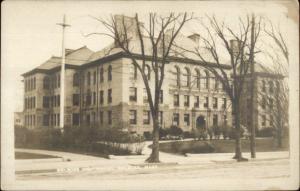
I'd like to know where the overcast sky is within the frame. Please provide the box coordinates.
[1,0,298,112]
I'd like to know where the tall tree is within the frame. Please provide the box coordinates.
[260,20,289,147]
[86,13,192,162]
[176,15,261,161]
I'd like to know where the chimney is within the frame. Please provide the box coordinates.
[188,33,200,44]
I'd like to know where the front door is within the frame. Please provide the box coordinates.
[196,115,206,129]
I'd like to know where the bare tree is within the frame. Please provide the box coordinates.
[176,15,261,161]
[258,20,289,148]
[86,13,192,163]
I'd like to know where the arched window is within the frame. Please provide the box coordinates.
[195,69,200,89]
[145,65,151,80]
[100,67,104,82]
[174,66,180,87]
[87,72,91,85]
[73,73,79,87]
[204,70,209,89]
[183,67,190,87]
[108,65,112,81]
[262,80,266,92]
[269,81,274,94]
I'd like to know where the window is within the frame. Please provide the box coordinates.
[183,67,190,87]
[184,114,190,126]
[276,81,280,92]
[87,72,91,85]
[143,110,150,124]
[262,80,266,92]
[269,81,274,94]
[57,95,60,106]
[173,113,179,126]
[57,114,60,126]
[53,75,57,89]
[159,111,163,125]
[73,94,80,106]
[108,89,112,103]
[262,97,266,110]
[174,66,180,87]
[222,98,227,109]
[261,115,266,126]
[92,112,96,125]
[184,95,190,107]
[194,96,200,108]
[129,110,137,124]
[100,67,104,82]
[145,65,151,80]
[33,97,36,108]
[159,90,163,104]
[270,115,274,126]
[86,90,91,106]
[100,90,104,104]
[204,71,209,89]
[143,88,148,103]
[43,77,50,89]
[129,87,137,101]
[73,73,80,86]
[43,96,50,108]
[204,97,209,108]
[86,114,90,126]
[215,77,219,90]
[93,92,96,105]
[57,74,60,88]
[53,96,56,107]
[130,64,137,80]
[108,65,112,81]
[99,111,103,124]
[43,114,49,126]
[93,71,96,85]
[269,98,273,110]
[72,113,80,126]
[108,111,112,125]
[213,114,218,126]
[174,94,179,107]
[213,97,218,109]
[33,77,36,89]
[195,69,200,89]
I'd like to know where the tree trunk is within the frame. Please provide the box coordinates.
[146,117,160,163]
[232,102,248,162]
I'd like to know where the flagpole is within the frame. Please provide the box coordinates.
[57,15,70,132]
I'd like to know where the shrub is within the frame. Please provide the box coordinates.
[212,125,222,139]
[159,128,168,139]
[183,131,194,139]
[192,128,208,140]
[168,125,183,136]
[257,128,274,137]
[143,131,152,140]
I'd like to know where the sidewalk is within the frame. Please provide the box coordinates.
[15,143,289,175]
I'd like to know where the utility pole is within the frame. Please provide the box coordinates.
[57,15,70,132]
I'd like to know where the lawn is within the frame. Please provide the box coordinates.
[15,152,60,159]
[158,138,289,155]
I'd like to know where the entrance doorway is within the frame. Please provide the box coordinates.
[196,115,206,129]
